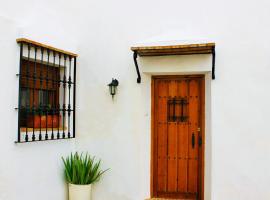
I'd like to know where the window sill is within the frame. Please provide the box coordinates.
[20,127,67,132]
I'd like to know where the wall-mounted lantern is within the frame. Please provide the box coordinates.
[108,78,119,98]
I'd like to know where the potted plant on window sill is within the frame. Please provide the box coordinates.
[27,104,61,128]
[62,152,108,200]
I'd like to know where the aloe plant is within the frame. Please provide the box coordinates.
[62,152,107,185]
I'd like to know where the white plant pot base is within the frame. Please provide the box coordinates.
[68,183,92,200]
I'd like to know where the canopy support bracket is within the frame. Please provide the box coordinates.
[133,51,141,83]
[212,47,216,80]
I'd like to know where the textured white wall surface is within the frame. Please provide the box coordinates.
[1,0,270,200]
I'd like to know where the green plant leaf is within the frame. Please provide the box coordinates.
[62,152,108,185]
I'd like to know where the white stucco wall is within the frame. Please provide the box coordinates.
[1,0,270,200]
[0,16,75,200]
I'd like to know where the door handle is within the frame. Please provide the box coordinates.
[192,133,195,149]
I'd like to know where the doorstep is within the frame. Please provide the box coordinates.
[145,198,194,200]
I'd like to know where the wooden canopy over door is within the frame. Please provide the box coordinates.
[131,42,216,83]
[151,76,205,200]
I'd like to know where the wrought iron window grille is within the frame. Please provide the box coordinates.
[16,38,77,143]
[167,97,189,122]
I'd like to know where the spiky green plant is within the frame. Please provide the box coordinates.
[62,152,107,185]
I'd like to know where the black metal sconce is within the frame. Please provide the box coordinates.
[108,78,119,98]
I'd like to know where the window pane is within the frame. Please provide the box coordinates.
[20,88,29,108]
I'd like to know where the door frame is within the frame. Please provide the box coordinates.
[150,75,205,200]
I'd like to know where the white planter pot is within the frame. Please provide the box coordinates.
[68,183,92,200]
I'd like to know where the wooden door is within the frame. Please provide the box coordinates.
[152,76,204,200]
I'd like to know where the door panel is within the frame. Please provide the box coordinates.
[152,76,204,200]
[178,123,188,192]
[156,80,168,192]
[167,122,177,192]
[157,123,167,192]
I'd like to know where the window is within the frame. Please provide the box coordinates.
[16,38,77,143]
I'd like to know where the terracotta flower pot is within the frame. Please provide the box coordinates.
[27,115,61,128]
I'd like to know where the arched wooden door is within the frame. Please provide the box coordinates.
[151,75,205,200]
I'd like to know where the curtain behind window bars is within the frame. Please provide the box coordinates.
[16,40,77,143]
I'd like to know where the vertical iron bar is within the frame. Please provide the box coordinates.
[67,56,72,138]
[26,44,31,142]
[39,48,44,141]
[51,51,56,139]
[57,104,60,139]
[45,49,50,140]
[57,54,61,139]
[17,43,23,143]
[73,57,76,138]
[32,46,37,141]
[180,99,182,122]
[62,55,67,138]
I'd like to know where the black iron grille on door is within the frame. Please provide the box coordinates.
[16,38,77,143]
[167,97,189,122]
